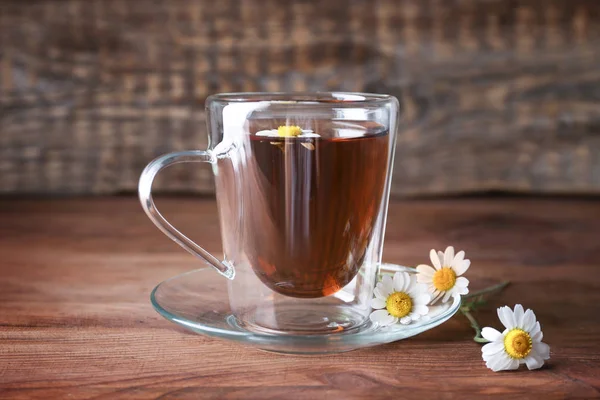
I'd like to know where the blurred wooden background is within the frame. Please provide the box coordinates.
[1,0,599,196]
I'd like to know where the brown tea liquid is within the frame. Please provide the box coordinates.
[242,120,389,298]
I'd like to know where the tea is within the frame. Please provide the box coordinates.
[241,120,389,298]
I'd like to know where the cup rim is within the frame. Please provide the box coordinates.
[206,92,394,107]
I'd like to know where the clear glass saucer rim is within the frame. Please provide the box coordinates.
[150,263,461,349]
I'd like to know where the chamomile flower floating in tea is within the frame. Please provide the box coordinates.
[481,304,550,371]
[277,125,302,137]
[256,126,320,151]
[255,126,320,138]
[416,246,470,304]
[369,272,431,326]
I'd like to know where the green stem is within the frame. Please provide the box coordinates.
[459,280,510,344]
[461,307,489,343]
[464,281,510,300]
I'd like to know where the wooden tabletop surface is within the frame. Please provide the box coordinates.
[1,197,599,399]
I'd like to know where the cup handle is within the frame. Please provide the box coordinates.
[138,150,235,279]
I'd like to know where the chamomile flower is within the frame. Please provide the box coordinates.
[255,126,320,138]
[416,246,470,304]
[481,304,550,371]
[369,272,431,326]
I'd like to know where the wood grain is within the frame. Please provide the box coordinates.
[1,197,600,399]
[1,0,600,196]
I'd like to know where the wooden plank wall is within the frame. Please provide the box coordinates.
[1,0,599,196]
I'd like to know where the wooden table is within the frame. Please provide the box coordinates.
[1,197,599,399]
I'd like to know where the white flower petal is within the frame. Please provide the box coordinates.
[430,249,442,270]
[370,298,386,309]
[487,352,513,372]
[416,264,436,281]
[380,276,394,296]
[413,304,429,316]
[393,272,409,292]
[408,275,420,293]
[482,354,494,367]
[441,290,453,304]
[533,342,550,360]
[455,276,469,288]
[455,287,469,296]
[417,276,433,285]
[369,309,390,323]
[513,304,525,328]
[406,287,416,298]
[453,259,471,276]
[437,251,445,268]
[410,274,419,287]
[496,354,518,372]
[399,316,412,325]
[524,353,545,370]
[406,279,422,296]
[531,332,543,344]
[522,309,537,332]
[409,312,422,322]
[498,306,516,330]
[255,130,277,136]
[256,129,320,138]
[418,280,429,291]
[481,327,503,342]
[392,272,403,292]
[507,358,520,371]
[531,326,543,343]
[430,291,444,305]
[444,246,455,267]
[373,287,387,300]
[298,133,320,138]
[381,274,393,286]
[482,341,505,356]
[414,293,431,306]
[453,250,465,265]
[379,314,396,326]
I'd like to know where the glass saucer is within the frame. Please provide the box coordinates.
[151,263,461,354]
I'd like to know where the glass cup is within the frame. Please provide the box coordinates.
[139,92,398,335]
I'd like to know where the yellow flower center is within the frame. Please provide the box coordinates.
[277,125,302,137]
[386,292,413,318]
[432,267,457,291]
[504,329,533,359]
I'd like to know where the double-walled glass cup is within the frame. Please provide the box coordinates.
[139,93,398,335]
